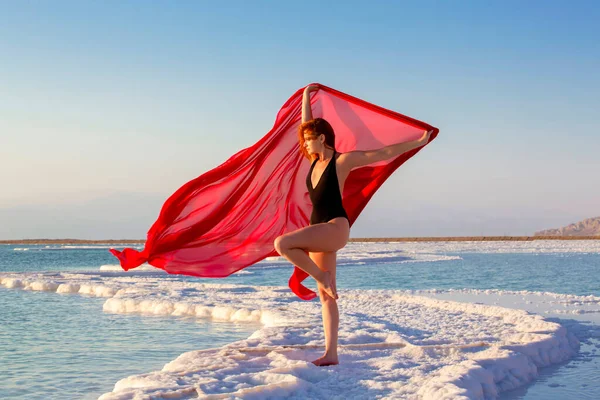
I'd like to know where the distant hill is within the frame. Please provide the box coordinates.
[535,216,600,236]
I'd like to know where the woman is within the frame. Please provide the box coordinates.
[274,84,432,366]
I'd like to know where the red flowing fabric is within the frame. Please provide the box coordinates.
[110,83,439,300]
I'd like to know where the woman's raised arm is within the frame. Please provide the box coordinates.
[342,130,433,169]
[302,85,319,123]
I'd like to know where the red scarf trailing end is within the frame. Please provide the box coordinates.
[110,83,439,300]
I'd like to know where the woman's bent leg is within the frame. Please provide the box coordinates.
[274,218,348,299]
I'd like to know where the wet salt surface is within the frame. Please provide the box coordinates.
[0,272,583,399]
[422,290,600,400]
[1,240,599,399]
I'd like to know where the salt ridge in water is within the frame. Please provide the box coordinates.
[0,269,580,399]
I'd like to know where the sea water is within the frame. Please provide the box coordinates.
[0,241,599,399]
[0,245,261,399]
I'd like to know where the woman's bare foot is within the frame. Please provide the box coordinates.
[320,270,338,300]
[312,353,339,367]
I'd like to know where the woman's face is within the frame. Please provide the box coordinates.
[303,134,323,154]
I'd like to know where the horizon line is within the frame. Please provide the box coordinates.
[2,236,600,245]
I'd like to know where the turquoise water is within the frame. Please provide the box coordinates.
[3,245,599,296]
[1,243,599,399]
[0,288,256,399]
[0,245,261,399]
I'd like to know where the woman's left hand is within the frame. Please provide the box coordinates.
[304,84,320,93]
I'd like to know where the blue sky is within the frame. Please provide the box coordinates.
[1,1,599,239]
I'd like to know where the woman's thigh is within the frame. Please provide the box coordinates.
[275,218,349,253]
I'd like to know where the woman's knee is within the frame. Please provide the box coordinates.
[273,236,282,255]
[273,235,289,255]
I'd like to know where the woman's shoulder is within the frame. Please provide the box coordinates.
[336,150,350,162]
[335,151,353,174]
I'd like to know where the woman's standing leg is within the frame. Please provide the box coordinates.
[310,251,339,366]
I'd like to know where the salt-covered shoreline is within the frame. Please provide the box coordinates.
[0,270,580,399]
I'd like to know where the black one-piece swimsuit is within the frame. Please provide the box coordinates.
[306,151,349,226]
